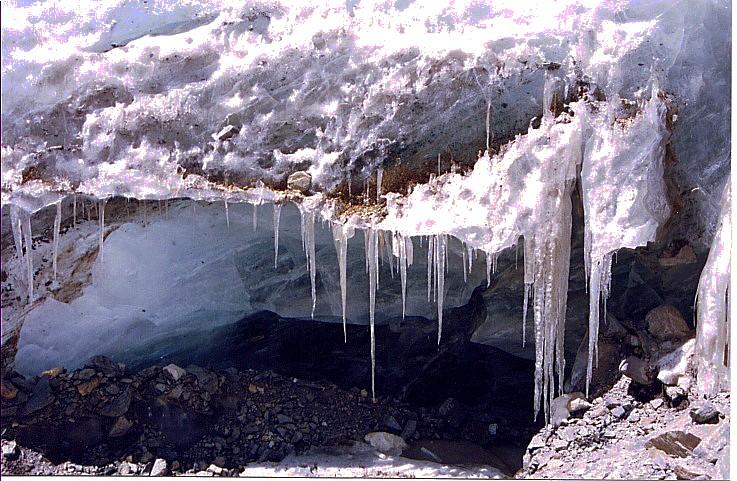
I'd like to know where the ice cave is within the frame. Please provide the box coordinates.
[0,0,731,478]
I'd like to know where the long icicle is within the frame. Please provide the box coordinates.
[22,211,34,302]
[73,195,77,227]
[436,234,446,345]
[398,233,408,319]
[299,207,317,318]
[332,224,351,342]
[52,200,62,281]
[366,226,379,402]
[98,199,107,261]
[224,200,230,229]
[253,203,258,230]
[273,203,282,269]
[427,235,434,302]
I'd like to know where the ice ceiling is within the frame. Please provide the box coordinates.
[1,0,731,421]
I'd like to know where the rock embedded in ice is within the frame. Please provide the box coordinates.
[214,125,238,142]
[287,171,312,193]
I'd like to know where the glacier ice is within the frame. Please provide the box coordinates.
[694,180,731,396]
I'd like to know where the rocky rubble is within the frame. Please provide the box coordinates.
[1,356,521,477]
[522,370,730,479]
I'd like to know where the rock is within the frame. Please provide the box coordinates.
[627,411,640,423]
[2,441,20,461]
[42,367,64,378]
[657,339,695,385]
[287,171,312,193]
[207,464,223,475]
[646,431,701,458]
[109,416,134,437]
[276,414,293,424]
[77,377,101,396]
[364,432,407,455]
[619,356,655,385]
[646,305,690,341]
[360,389,368,398]
[77,368,96,380]
[187,366,218,393]
[99,387,132,417]
[550,392,587,427]
[163,363,187,381]
[650,398,664,410]
[150,458,168,476]
[382,414,402,432]
[86,355,124,376]
[248,384,258,394]
[559,426,578,442]
[689,402,719,424]
[673,464,704,480]
[1,380,18,400]
[214,125,238,141]
[401,419,417,440]
[611,406,627,418]
[589,405,608,418]
[21,377,54,415]
[659,244,697,266]
[665,385,687,403]
[487,423,498,436]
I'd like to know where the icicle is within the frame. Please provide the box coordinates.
[52,200,62,281]
[485,100,491,153]
[224,200,230,229]
[435,234,446,345]
[427,235,434,302]
[98,199,107,261]
[694,180,731,396]
[467,244,474,273]
[332,224,353,343]
[364,230,370,273]
[73,195,77,227]
[253,203,258,230]
[22,212,34,302]
[383,231,394,279]
[10,206,23,263]
[585,253,613,398]
[398,233,408,319]
[273,203,282,269]
[485,252,492,287]
[376,168,384,202]
[461,242,468,284]
[299,207,317,318]
[522,283,530,347]
[366,226,379,402]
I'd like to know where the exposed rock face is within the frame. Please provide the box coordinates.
[286,171,312,194]
[646,305,691,341]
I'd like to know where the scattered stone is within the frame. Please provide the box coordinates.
[646,431,701,458]
[619,356,655,385]
[364,432,407,455]
[276,414,293,424]
[487,423,498,436]
[650,398,664,410]
[86,356,124,377]
[568,396,592,414]
[77,377,101,396]
[150,458,168,476]
[163,363,187,381]
[665,385,687,404]
[99,387,132,417]
[657,339,695,385]
[1,380,18,400]
[248,384,258,394]
[77,368,96,380]
[360,389,368,397]
[646,305,690,341]
[207,464,223,475]
[401,419,417,440]
[589,405,608,418]
[21,377,54,415]
[42,367,64,378]
[689,402,719,424]
[611,406,627,419]
[382,414,402,432]
[287,171,312,193]
[109,416,134,437]
[214,125,238,141]
[2,441,20,461]
[627,411,640,423]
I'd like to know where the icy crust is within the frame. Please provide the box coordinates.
[694,180,731,396]
[3,0,726,215]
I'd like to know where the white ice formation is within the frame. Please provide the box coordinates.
[1,0,731,420]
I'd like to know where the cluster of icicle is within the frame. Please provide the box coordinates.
[694,179,731,396]
[7,86,699,424]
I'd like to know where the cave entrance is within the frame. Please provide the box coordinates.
[2,198,541,476]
